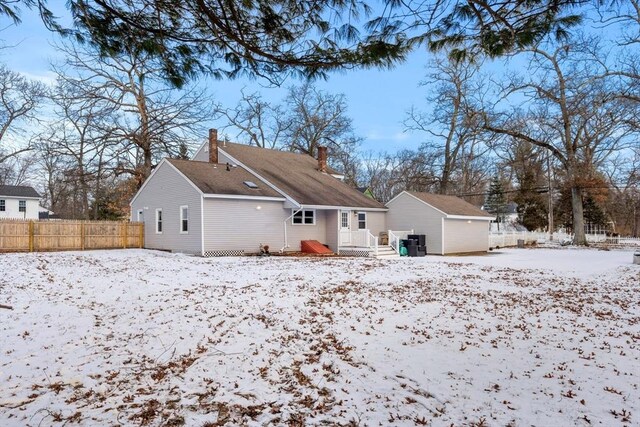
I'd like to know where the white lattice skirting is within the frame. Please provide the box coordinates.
[203,250,245,257]
[337,249,372,257]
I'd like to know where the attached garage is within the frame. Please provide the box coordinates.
[386,191,494,255]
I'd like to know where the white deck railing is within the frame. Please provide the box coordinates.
[388,229,414,254]
[389,230,399,253]
[339,229,379,255]
[489,231,640,248]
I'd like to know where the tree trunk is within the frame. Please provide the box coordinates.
[571,186,587,245]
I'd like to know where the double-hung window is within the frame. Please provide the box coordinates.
[292,209,315,225]
[180,205,189,233]
[357,212,367,230]
[0,199,5,212]
[18,200,26,213]
[156,209,163,234]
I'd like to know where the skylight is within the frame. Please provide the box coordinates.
[243,181,258,189]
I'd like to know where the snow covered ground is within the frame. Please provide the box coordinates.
[0,248,638,426]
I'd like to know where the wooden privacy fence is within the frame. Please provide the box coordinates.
[0,220,144,252]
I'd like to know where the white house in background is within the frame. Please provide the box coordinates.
[386,191,494,255]
[130,129,389,257]
[0,185,41,220]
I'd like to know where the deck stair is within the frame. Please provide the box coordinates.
[374,245,400,259]
[301,240,334,255]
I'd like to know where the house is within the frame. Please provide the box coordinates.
[130,130,389,257]
[0,185,41,220]
[356,186,376,200]
[386,191,494,255]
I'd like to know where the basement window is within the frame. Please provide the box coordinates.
[292,209,315,225]
[243,181,258,189]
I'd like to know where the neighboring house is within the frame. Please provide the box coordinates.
[386,191,494,255]
[482,201,518,226]
[356,187,376,200]
[504,202,519,223]
[0,185,41,220]
[131,130,388,257]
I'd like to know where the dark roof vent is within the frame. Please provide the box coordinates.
[243,181,258,189]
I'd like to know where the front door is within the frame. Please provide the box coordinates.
[339,210,351,245]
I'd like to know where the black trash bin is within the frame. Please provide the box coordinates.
[408,245,419,257]
[408,234,426,246]
[401,239,417,248]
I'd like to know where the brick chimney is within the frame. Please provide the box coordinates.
[317,146,327,173]
[208,128,218,163]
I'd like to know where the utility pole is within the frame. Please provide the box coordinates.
[547,150,554,241]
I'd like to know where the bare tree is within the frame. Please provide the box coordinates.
[54,42,215,188]
[44,79,116,218]
[404,57,484,194]
[0,63,47,164]
[220,82,362,180]
[602,148,640,236]
[220,89,287,149]
[482,40,634,245]
[282,83,361,158]
[34,139,69,215]
[0,152,37,185]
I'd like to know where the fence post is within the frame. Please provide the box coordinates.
[123,221,128,249]
[81,222,85,250]
[28,221,34,252]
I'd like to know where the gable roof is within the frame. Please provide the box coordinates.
[0,185,40,198]
[166,159,283,198]
[219,142,385,209]
[404,191,493,218]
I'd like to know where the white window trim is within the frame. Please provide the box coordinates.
[291,208,316,226]
[0,199,5,212]
[357,211,367,230]
[155,208,163,234]
[18,200,26,212]
[180,205,189,234]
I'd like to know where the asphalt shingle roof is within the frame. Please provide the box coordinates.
[0,185,40,198]
[219,142,385,209]
[167,158,283,198]
[406,191,493,217]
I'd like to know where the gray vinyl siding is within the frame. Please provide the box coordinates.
[193,145,232,164]
[202,200,328,253]
[443,219,490,254]
[361,211,386,238]
[193,143,208,161]
[288,210,327,249]
[130,162,202,254]
[386,193,445,255]
[326,210,338,251]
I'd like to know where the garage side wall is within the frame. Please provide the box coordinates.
[443,219,490,254]
[386,194,444,255]
[130,163,202,254]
